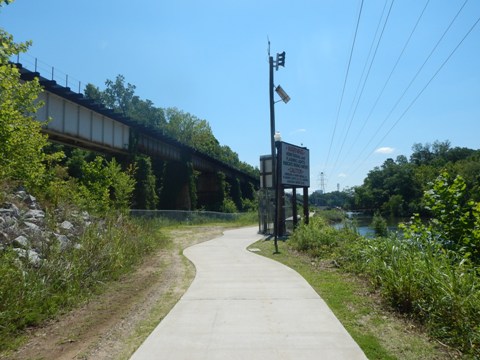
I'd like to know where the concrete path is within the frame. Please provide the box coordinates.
[130,227,367,360]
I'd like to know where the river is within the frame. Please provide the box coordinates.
[336,213,407,237]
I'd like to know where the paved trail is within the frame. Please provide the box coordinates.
[131,226,367,360]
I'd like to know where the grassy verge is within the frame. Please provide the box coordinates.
[251,238,456,360]
[0,215,170,352]
[0,215,257,357]
[118,234,197,359]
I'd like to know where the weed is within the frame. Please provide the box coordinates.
[0,216,170,351]
[284,213,480,357]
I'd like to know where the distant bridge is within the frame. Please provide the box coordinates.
[17,63,258,209]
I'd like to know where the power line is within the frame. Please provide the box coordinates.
[330,0,395,179]
[323,0,364,173]
[350,0,470,173]
[344,0,430,162]
[342,0,389,128]
[351,6,480,177]
[372,13,480,156]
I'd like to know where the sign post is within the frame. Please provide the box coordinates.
[277,142,310,233]
[279,142,310,188]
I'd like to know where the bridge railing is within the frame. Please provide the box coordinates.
[13,52,86,94]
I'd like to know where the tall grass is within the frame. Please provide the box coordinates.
[288,217,480,357]
[0,216,170,351]
[316,208,346,223]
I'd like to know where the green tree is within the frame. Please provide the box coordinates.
[105,158,136,213]
[133,155,158,209]
[102,75,136,116]
[423,172,480,261]
[71,155,136,214]
[129,96,166,129]
[84,83,104,104]
[228,177,242,211]
[0,20,52,188]
[370,212,388,237]
[85,74,258,180]
[354,156,420,216]
[164,107,220,155]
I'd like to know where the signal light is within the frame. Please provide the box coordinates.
[275,51,285,71]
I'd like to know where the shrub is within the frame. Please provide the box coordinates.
[288,171,480,355]
[0,30,48,188]
[289,217,339,257]
[370,212,388,237]
[0,215,169,351]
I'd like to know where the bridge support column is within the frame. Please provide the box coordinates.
[159,160,194,210]
[197,172,224,211]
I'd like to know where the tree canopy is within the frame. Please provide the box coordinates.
[84,75,258,178]
[0,23,51,188]
[352,140,480,216]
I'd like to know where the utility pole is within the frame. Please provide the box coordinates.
[268,45,286,253]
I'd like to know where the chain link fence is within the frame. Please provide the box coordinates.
[130,209,242,224]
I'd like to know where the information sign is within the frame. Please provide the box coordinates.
[280,142,310,187]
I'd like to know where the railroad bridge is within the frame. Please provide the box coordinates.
[18,64,258,210]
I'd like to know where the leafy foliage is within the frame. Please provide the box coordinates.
[84,75,258,179]
[0,216,170,350]
[370,212,388,237]
[291,171,480,356]
[309,189,353,208]
[63,150,136,214]
[403,172,480,263]
[0,29,51,188]
[290,216,356,258]
[133,155,158,210]
[353,140,480,217]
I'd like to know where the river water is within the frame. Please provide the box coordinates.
[336,213,407,237]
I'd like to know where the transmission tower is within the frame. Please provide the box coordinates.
[320,172,326,194]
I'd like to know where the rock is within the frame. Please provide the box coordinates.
[55,234,71,251]
[24,221,41,232]
[27,249,41,266]
[15,190,27,199]
[0,203,20,217]
[13,248,42,266]
[0,231,9,243]
[73,243,83,250]
[3,220,18,232]
[82,211,90,220]
[24,209,46,225]
[13,247,27,258]
[14,190,39,209]
[25,209,45,220]
[60,221,74,231]
[26,194,38,209]
[13,235,29,248]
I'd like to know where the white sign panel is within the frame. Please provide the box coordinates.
[280,142,310,187]
[259,155,273,188]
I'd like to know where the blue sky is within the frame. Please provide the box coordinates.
[2,0,479,192]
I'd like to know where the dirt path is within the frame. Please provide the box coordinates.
[4,226,228,360]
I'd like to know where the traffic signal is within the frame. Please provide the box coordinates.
[275,51,285,71]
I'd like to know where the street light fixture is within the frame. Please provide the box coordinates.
[274,131,282,143]
[269,48,289,251]
[275,85,290,104]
